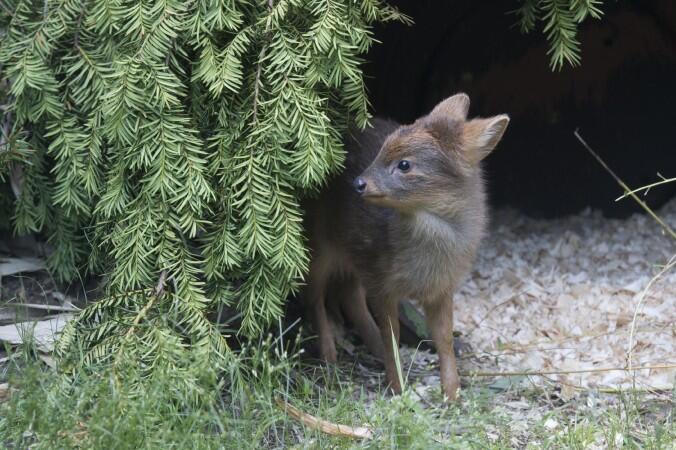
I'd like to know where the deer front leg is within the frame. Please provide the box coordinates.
[424,297,460,401]
[370,298,401,394]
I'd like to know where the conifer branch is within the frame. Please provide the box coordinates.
[252,0,275,123]
[514,0,605,70]
[0,0,406,380]
[72,7,85,48]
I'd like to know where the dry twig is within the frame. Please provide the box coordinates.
[275,397,373,440]
[460,363,676,377]
[0,382,8,401]
[123,269,168,340]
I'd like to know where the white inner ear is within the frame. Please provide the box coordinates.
[477,115,510,151]
[462,114,510,164]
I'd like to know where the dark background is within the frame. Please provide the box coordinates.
[364,0,676,217]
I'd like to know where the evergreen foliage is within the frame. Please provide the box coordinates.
[0,0,407,374]
[515,0,604,70]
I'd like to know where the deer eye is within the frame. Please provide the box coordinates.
[397,160,411,172]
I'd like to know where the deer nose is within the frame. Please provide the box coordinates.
[353,177,367,194]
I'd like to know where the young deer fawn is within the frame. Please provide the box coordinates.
[305,93,509,401]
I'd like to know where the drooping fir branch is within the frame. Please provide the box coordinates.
[198,0,410,335]
[514,0,604,70]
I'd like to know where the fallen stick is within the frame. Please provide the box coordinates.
[275,397,373,440]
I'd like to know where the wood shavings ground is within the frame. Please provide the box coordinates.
[453,198,676,391]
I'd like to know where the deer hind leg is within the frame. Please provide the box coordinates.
[306,255,336,363]
[340,277,385,360]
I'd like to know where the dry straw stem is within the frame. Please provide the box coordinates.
[489,324,673,353]
[573,129,676,240]
[460,363,676,377]
[391,321,406,392]
[545,375,673,395]
[7,302,79,312]
[112,270,169,377]
[460,321,674,361]
[275,397,374,440]
[616,176,676,202]
[627,255,676,372]
[576,383,674,395]
[122,270,168,341]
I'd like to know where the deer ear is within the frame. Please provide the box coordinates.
[462,114,510,163]
[429,93,470,121]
